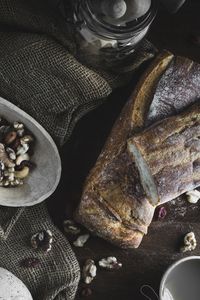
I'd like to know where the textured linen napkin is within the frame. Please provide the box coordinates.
[0,204,80,300]
[0,0,157,299]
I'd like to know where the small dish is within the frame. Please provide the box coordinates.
[0,267,33,299]
[0,97,61,207]
[160,256,200,300]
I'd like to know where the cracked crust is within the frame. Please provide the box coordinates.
[128,102,200,206]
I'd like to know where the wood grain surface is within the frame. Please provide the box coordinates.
[48,1,200,299]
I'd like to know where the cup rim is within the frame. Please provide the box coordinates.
[159,256,200,299]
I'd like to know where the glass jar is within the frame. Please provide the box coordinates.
[67,0,158,71]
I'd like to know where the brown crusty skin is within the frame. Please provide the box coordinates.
[75,51,174,249]
[128,102,200,206]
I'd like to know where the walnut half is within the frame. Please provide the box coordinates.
[181,232,197,253]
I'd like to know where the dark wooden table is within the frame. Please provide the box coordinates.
[48,1,200,299]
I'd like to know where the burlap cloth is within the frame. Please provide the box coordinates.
[0,0,157,299]
[0,204,80,300]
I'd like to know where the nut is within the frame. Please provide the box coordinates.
[0,118,35,187]
[15,166,29,179]
[20,257,40,268]
[0,161,5,171]
[0,143,15,168]
[10,181,16,186]
[10,179,21,187]
[15,160,36,171]
[73,234,90,247]
[16,143,29,155]
[13,121,24,130]
[20,135,34,144]
[4,131,17,145]
[157,206,167,220]
[15,178,22,185]
[3,180,9,186]
[16,153,30,166]
[6,147,16,160]
[181,232,197,253]
[0,168,4,181]
[186,190,200,204]
[31,229,53,252]
[82,259,97,284]
[17,128,25,137]
[11,138,21,151]
[63,220,81,235]
[13,178,23,186]
[0,180,10,187]
[98,257,122,270]
[8,172,15,182]
[0,125,10,139]
[3,170,9,177]
[0,118,9,126]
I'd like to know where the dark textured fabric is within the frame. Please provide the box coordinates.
[0,203,80,300]
[0,1,157,299]
[0,0,157,145]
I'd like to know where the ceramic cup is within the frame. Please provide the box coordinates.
[160,256,200,300]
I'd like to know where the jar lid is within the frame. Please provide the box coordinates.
[80,0,158,39]
[88,0,153,27]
